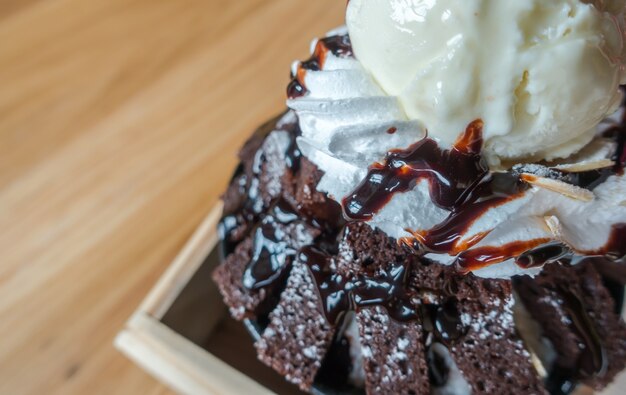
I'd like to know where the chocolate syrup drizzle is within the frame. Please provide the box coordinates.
[514,269,611,395]
[343,120,488,219]
[341,114,626,275]
[218,113,303,259]
[242,200,300,290]
[342,120,531,269]
[287,34,353,99]
[298,246,466,343]
[516,242,571,269]
[454,222,626,275]
[557,285,608,379]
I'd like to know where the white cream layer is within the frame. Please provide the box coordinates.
[288,27,626,279]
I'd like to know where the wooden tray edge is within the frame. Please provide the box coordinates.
[140,202,223,319]
[115,312,273,395]
[115,202,276,395]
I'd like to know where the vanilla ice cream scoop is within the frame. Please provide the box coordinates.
[347,0,626,163]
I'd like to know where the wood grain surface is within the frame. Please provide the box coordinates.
[0,1,343,394]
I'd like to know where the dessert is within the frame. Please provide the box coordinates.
[213,1,626,394]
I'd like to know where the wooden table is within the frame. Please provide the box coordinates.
[0,1,343,393]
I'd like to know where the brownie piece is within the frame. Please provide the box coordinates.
[338,222,512,305]
[219,113,303,256]
[448,297,547,394]
[224,113,287,218]
[214,111,330,321]
[514,260,626,392]
[212,200,320,320]
[334,222,406,275]
[255,260,336,391]
[212,237,256,320]
[291,157,344,229]
[337,222,544,394]
[356,306,430,395]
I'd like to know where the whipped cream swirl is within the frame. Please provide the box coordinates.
[288,27,626,278]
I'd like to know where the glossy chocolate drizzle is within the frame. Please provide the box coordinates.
[343,120,489,219]
[516,242,571,269]
[457,223,626,274]
[514,266,611,395]
[558,286,608,379]
[342,114,626,275]
[218,114,303,258]
[343,120,529,266]
[242,200,300,290]
[298,246,466,343]
[454,238,551,272]
[287,34,353,99]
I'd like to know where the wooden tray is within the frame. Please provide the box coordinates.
[115,203,626,395]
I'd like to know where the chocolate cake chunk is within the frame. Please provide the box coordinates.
[356,306,430,395]
[514,260,626,393]
[225,114,288,218]
[448,297,547,394]
[409,262,513,307]
[338,222,512,306]
[212,237,256,320]
[291,157,344,228]
[337,223,544,394]
[335,222,406,275]
[214,112,329,321]
[212,199,320,320]
[255,260,336,391]
[256,131,297,208]
[219,113,302,257]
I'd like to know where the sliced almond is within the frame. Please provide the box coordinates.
[530,353,548,379]
[521,173,595,202]
[553,159,615,173]
[542,216,581,254]
[543,215,562,238]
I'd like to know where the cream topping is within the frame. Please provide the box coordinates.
[288,27,626,279]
